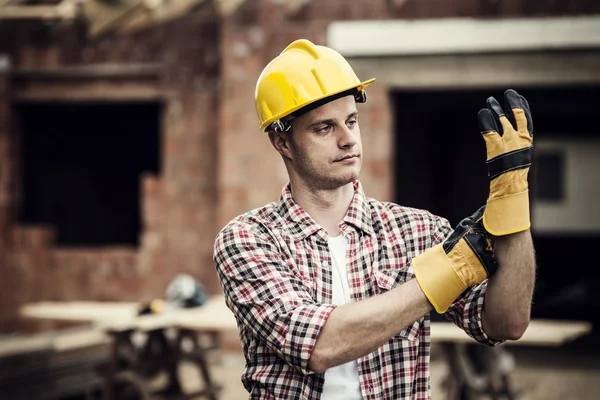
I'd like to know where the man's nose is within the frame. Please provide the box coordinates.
[338,125,357,148]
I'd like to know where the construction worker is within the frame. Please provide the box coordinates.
[213,39,536,399]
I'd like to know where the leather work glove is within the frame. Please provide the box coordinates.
[413,206,497,313]
[478,89,534,236]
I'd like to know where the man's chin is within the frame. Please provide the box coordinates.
[322,172,360,189]
[297,166,361,190]
[344,168,360,182]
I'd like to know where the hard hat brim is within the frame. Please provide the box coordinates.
[260,78,376,131]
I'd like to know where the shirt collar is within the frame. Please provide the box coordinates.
[277,180,374,242]
[342,181,375,237]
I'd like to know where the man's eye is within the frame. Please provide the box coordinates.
[347,119,357,127]
[317,125,332,133]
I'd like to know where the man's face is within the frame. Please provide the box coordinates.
[286,95,362,190]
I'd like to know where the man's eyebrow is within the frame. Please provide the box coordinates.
[309,118,336,129]
[308,112,359,129]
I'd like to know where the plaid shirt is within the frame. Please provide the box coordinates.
[214,181,501,399]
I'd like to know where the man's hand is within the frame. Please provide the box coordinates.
[413,206,497,313]
[478,89,534,236]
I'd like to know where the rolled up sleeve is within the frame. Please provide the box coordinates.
[445,280,505,347]
[214,221,336,374]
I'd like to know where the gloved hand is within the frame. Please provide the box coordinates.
[413,206,497,313]
[478,89,534,236]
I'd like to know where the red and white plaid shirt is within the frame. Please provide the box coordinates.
[214,181,501,399]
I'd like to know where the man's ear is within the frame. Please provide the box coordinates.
[268,130,293,159]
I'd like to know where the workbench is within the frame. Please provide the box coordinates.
[18,296,233,400]
[16,296,592,400]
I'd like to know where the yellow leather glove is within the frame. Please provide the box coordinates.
[478,89,534,236]
[413,206,497,313]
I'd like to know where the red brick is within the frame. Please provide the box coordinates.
[10,226,55,250]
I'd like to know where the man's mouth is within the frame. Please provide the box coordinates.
[335,154,359,162]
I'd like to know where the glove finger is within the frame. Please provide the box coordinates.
[478,107,500,135]
[486,96,509,135]
[489,96,518,135]
[504,89,531,138]
[504,89,521,132]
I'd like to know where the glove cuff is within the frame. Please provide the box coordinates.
[413,239,489,314]
[483,189,530,236]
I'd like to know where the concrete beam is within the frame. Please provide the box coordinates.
[328,16,600,57]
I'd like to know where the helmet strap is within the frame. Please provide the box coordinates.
[270,120,292,133]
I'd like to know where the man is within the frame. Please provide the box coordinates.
[213,39,536,399]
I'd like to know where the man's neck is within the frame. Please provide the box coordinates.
[290,180,355,237]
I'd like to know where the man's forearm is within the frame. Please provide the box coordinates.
[308,279,432,373]
[482,229,536,340]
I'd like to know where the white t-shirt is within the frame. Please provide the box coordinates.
[321,235,363,400]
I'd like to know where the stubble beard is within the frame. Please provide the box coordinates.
[294,152,360,191]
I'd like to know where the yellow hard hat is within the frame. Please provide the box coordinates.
[255,39,376,132]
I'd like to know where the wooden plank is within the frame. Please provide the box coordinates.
[20,298,593,345]
[20,301,139,322]
[13,64,163,81]
[19,296,238,333]
[0,336,52,358]
[11,64,164,102]
[103,296,239,332]
[51,329,111,352]
[174,296,238,332]
[13,84,166,102]
[0,4,78,20]
[0,328,110,358]
[431,320,593,346]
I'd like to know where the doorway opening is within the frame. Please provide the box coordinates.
[17,101,162,247]
[392,85,600,323]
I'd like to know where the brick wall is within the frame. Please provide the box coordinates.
[1,0,599,333]
[0,4,222,333]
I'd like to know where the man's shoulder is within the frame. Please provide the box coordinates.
[365,196,450,229]
[217,201,282,239]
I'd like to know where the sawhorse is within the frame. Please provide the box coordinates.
[431,319,593,400]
